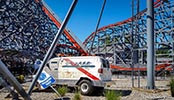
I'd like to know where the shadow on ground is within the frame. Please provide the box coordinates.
[32,86,132,97]
[54,97,70,100]
[104,89,132,96]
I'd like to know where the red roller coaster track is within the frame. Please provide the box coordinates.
[110,64,172,71]
[35,0,89,56]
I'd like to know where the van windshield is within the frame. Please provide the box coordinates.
[101,59,110,68]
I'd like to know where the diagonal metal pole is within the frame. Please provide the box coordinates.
[27,0,78,95]
[0,60,31,100]
[0,77,19,99]
[89,0,106,54]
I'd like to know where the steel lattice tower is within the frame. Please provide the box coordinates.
[0,0,87,74]
[84,0,174,72]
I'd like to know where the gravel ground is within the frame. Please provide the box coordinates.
[1,77,174,100]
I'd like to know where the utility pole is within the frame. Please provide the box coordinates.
[147,0,155,89]
[131,0,135,88]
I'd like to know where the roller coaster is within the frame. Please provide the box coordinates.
[84,0,174,74]
[0,0,174,76]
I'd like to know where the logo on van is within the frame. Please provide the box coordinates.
[75,61,92,66]
[63,58,100,80]
[64,61,92,66]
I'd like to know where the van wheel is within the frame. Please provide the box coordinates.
[79,80,93,95]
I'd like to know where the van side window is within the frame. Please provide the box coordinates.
[106,60,110,68]
[101,59,106,68]
[101,59,109,68]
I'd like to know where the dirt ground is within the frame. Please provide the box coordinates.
[0,76,174,100]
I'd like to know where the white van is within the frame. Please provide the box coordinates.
[44,56,112,95]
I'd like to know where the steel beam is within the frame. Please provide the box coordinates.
[89,0,106,54]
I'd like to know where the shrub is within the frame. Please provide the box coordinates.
[105,90,121,100]
[73,92,82,100]
[16,74,25,83]
[169,78,174,97]
[57,86,68,96]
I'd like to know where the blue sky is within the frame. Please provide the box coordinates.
[44,0,146,42]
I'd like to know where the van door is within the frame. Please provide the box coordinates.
[100,59,112,81]
[44,59,59,79]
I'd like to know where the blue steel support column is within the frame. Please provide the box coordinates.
[131,0,135,88]
[27,0,78,95]
[147,0,155,89]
